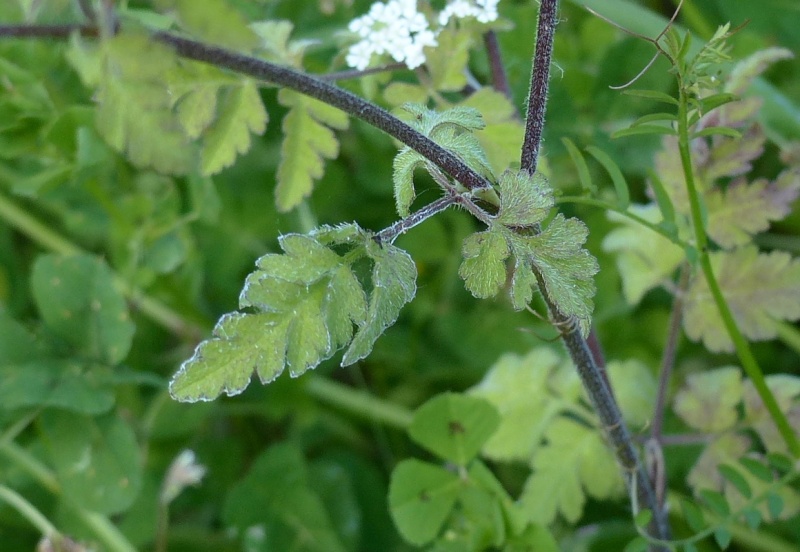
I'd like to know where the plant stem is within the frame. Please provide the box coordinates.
[522,0,671,544]
[676,90,800,458]
[482,30,512,99]
[376,195,457,244]
[0,484,59,538]
[305,376,413,431]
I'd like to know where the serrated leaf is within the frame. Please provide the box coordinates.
[469,348,567,461]
[706,171,800,249]
[201,80,267,175]
[459,229,510,299]
[155,0,258,51]
[40,410,142,515]
[0,360,115,414]
[683,246,800,352]
[276,89,349,212]
[388,459,461,546]
[509,214,599,335]
[88,33,194,174]
[520,418,622,525]
[602,204,684,305]
[31,253,135,365]
[408,392,500,466]
[342,239,416,365]
[673,367,743,432]
[496,169,554,227]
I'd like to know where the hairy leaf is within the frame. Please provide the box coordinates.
[683,246,800,352]
[459,229,509,299]
[342,238,417,365]
[673,367,743,432]
[408,392,500,466]
[602,204,684,305]
[276,89,349,211]
[460,89,524,174]
[496,169,553,228]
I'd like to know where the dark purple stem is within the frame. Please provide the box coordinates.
[482,30,512,99]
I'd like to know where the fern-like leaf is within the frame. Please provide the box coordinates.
[275,89,349,212]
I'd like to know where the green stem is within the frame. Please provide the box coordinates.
[0,484,59,538]
[676,90,800,457]
[0,442,137,552]
[305,376,413,431]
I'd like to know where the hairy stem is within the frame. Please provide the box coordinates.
[676,89,800,458]
[522,0,670,543]
[483,30,512,99]
[376,195,457,244]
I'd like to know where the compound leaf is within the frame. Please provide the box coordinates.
[155,0,258,51]
[408,392,500,466]
[389,459,461,546]
[200,79,267,175]
[276,89,349,212]
[673,367,743,432]
[459,229,509,299]
[342,239,416,365]
[683,246,800,352]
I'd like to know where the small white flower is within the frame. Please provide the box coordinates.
[345,0,438,70]
[439,0,499,25]
[160,449,207,505]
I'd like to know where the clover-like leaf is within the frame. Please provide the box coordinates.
[408,392,500,466]
[683,246,800,352]
[342,238,417,365]
[459,229,509,299]
[496,169,553,228]
[276,89,349,212]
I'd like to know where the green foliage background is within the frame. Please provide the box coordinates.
[0,0,799,551]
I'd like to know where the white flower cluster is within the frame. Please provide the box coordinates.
[346,0,500,71]
[346,0,437,71]
[438,0,499,25]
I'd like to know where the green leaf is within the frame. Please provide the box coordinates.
[503,524,559,552]
[634,509,653,527]
[408,392,500,466]
[31,253,135,365]
[424,28,472,91]
[171,231,369,401]
[460,89,524,174]
[602,204,684,305]
[738,457,774,483]
[388,459,461,546]
[585,146,630,208]
[341,238,416,366]
[0,360,115,414]
[612,125,678,139]
[75,33,194,175]
[692,126,741,139]
[507,214,599,334]
[223,444,348,552]
[200,80,267,175]
[469,348,568,461]
[496,169,554,227]
[40,410,142,515]
[275,89,349,212]
[607,359,657,428]
[673,367,743,432]
[714,527,732,550]
[766,492,784,519]
[520,417,623,525]
[741,507,762,530]
[459,229,510,299]
[680,498,706,532]
[622,89,679,105]
[700,489,730,517]
[718,464,752,499]
[683,246,800,352]
[561,137,596,195]
[0,308,49,363]
[706,172,800,249]
[155,0,258,51]
[631,112,678,126]
[623,537,649,552]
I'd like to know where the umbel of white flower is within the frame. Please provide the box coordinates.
[346,0,500,71]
